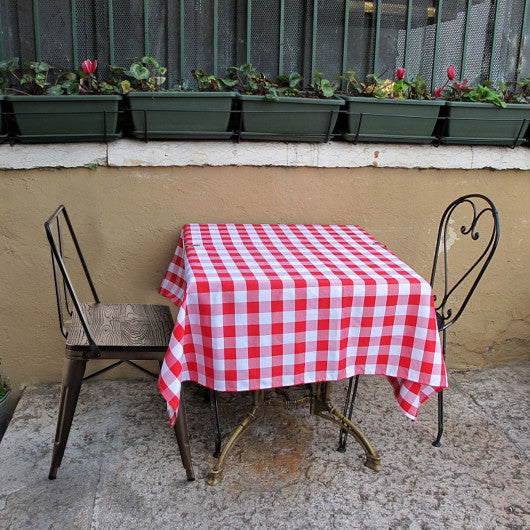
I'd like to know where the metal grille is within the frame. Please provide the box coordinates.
[315,0,344,80]
[346,1,374,79]
[250,1,280,77]
[113,0,145,67]
[184,1,215,77]
[217,0,238,75]
[1,0,528,88]
[39,0,73,70]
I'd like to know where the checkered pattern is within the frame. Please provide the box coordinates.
[159,224,446,427]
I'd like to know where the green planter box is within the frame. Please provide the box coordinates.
[5,95,121,143]
[237,94,344,142]
[0,95,6,141]
[338,96,444,144]
[443,101,530,146]
[127,92,235,140]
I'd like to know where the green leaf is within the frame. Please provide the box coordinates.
[46,85,64,95]
[141,56,160,68]
[120,80,132,94]
[265,87,280,101]
[29,61,51,73]
[128,63,150,80]
[222,78,238,87]
[288,72,303,88]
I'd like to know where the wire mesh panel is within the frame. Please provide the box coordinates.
[2,2,36,62]
[73,0,112,77]
[250,0,281,77]
[112,0,145,67]
[345,1,374,79]
[398,1,438,87]
[434,0,468,84]
[283,0,311,79]
[147,0,169,65]
[217,0,239,75]
[491,0,527,82]
[0,0,527,89]
[378,1,409,79]
[38,0,74,70]
[183,1,215,79]
[315,0,345,80]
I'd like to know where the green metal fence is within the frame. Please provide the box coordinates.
[1,0,528,89]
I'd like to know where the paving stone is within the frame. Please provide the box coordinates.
[0,362,528,529]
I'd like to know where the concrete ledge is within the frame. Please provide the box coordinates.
[1,139,529,170]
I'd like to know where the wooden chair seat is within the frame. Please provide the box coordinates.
[67,303,173,353]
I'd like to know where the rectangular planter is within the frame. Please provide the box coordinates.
[5,95,121,143]
[127,92,235,140]
[442,101,530,146]
[338,96,444,144]
[237,94,344,142]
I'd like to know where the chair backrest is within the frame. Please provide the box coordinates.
[44,205,101,356]
[429,194,500,333]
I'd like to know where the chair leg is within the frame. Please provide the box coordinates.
[173,394,195,481]
[432,390,444,447]
[338,375,360,452]
[49,357,87,480]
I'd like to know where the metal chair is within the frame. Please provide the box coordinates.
[338,194,500,451]
[45,205,195,481]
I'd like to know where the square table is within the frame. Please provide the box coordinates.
[159,223,447,483]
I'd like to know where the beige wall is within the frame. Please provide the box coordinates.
[1,164,529,409]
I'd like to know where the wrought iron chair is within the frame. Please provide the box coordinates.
[45,205,195,481]
[338,194,500,451]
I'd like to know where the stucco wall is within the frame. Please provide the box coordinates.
[1,151,529,412]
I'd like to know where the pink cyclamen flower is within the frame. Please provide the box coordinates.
[396,67,406,80]
[434,87,443,98]
[82,59,97,74]
[447,65,455,80]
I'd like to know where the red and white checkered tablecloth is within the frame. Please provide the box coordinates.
[159,223,446,427]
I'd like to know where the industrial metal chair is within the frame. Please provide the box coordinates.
[338,194,500,451]
[45,205,195,481]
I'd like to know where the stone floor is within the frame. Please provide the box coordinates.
[0,361,528,529]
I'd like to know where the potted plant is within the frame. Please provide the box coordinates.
[0,357,10,437]
[336,68,444,144]
[3,58,121,142]
[115,57,236,140]
[229,64,344,142]
[435,65,530,146]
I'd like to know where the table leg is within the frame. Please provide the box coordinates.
[311,382,382,471]
[207,390,265,486]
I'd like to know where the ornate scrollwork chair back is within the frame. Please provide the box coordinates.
[429,194,500,446]
[44,205,195,481]
[338,194,499,452]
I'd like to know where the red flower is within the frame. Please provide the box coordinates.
[82,59,97,75]
[396,67,406,80]
[447,65,455,81]
[434,87,443,98]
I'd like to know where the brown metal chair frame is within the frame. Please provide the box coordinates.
[45,205,195,481]
[338,194,500,451]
